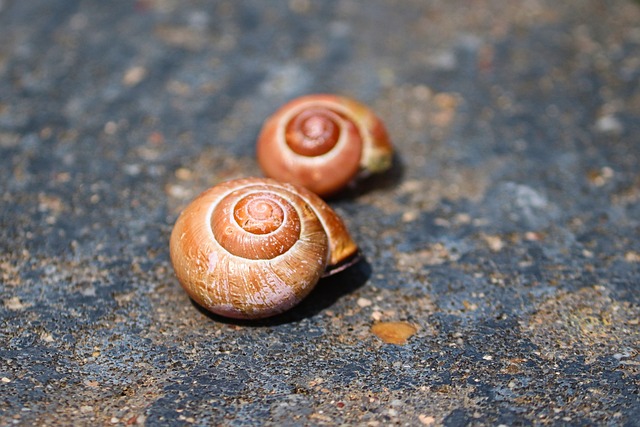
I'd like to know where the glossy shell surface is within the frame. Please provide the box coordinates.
[169,177,358,319]
[257,94,393,197]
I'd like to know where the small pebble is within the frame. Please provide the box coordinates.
[122,66,147,86]
[357,297,372,308]
[595,115,623,134]
[482,234,504,252]
[4,297,25,311]
[625,251,640,263]
[419,414,436,425]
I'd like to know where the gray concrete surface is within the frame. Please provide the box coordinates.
[1,0,639,425]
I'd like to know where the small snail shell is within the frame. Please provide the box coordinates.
[169,177,359,320]
[257,94,393,197]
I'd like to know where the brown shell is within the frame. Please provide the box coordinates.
[257,94,393,197]
[169,177,358,319]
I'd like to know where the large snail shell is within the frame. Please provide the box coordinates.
[257,94,393,197]
[169,177,358,319]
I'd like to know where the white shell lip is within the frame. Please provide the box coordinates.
[322,249,362,278]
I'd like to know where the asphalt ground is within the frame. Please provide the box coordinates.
[1,1,639,425]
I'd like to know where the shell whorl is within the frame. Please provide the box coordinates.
[212,189,301,260]
[285,107,345,157]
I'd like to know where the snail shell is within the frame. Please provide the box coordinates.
[257,94,393,197]
[169,177,359,319]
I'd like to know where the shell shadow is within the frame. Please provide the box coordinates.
[330,152,405,201]
[191,257,372,326]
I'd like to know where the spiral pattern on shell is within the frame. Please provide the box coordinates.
[257,94,393,197]
[170,178,358,319]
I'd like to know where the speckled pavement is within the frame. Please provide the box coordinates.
[1,1,639,425]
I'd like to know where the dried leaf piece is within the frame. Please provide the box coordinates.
[371,321,417,345]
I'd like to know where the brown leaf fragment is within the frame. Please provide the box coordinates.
[371,321,417,345]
